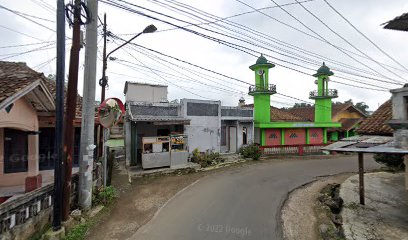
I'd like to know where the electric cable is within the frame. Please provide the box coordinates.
[322,0,408,73]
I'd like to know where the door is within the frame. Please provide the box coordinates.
[229,127,237,152]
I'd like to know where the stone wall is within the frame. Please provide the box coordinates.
[0,174,79,240]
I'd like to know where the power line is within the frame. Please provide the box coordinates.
[0,4,55,32]
[0,41,55,49]
[146,0,401,87]
[0,42,56,60]
[33,56,56,70]
[145,0,408,75]
[0,24,45,41]
[322,0,408,73]
[118,46,210,99]
[100,0,391,92]
[243,0,404,84]
[293,0,406,82]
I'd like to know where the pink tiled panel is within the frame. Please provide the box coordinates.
[265,129,281,146]
[284,128,306,145]
[309,128,324,144]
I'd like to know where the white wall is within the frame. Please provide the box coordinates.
[181,99,221,153]
[125,83,168,103]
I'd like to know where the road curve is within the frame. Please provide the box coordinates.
[131,155,380,240]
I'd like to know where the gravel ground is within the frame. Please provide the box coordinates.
[281,173,353,240]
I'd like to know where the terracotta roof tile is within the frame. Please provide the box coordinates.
[243,104,308,122]
[0,61,42,105]
[283,103,362,121]
[270,107,308,122]
[0,61,82,117]
[357,100,393,135]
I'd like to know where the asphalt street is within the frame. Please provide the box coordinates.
[131,155,381,240]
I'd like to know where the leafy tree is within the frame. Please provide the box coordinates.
[293,103,312,108]
[355,101,369,114]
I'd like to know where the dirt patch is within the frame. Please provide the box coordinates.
[85,163,206,240]
[85,159,255,240]
[281,173,353,240]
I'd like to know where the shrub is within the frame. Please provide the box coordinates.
[239,144,261,160]
[190,148,223,167]
[93,186,117,205]
[374,153,405,170]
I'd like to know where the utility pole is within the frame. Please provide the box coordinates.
[62,0,82,221]
[78,0,98,210]
[97,18,156,159]
[53,0,65,231]
[98,13,107,158]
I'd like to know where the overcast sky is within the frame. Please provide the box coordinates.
[1,0,408,111]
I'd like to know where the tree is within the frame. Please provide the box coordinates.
[293,103,312,108]
[355,102,369,115]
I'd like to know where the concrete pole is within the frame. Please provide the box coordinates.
[79,0,98,210]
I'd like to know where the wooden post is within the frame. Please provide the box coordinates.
[358,152,365,205]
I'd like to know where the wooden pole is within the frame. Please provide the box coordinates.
[62,0,82,220]
[358,152,365,205]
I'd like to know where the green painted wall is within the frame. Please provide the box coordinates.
[306,128,310,144]
[330,131,339,141]
[314,75,332,122]
[281,128,285,145]
[254,94,271,124]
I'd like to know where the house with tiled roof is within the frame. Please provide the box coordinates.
[0,61,83,203]
[285,103,367,141]
[357,100,393,136]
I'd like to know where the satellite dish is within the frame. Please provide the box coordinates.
[257,69,265,76]
[98,98,125,128]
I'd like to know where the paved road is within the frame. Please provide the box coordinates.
[131,155,381,240]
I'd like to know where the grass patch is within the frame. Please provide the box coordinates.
[28,223,51,240]
[63,204,113,240]
[64,222,90,240]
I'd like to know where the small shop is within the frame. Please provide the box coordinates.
[125,104,191,169]
[141,134,188,169]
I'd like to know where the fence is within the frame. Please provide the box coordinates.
[0,174,79,239]
[260,144,328,156]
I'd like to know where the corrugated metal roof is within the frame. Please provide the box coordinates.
[322,135,407,153]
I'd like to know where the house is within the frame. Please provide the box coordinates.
[123,82,254,169]
[356,100,393,136]
[285,103,367,141]
[0,62,55,201]
[0,61,82,202]
[248,55,340,149]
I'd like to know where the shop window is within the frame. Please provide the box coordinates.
[269,133,277,139]
[242,127,247,145]
[289,133,298,138]
[4,128,28,173]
